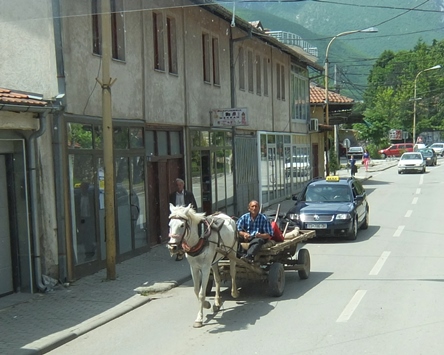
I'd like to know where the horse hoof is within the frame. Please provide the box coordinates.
[213,304,220,313]
[232,291,240,299]
[193,322,203,328]
[203,300,211,309]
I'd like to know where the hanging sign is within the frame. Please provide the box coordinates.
[210,107,248,127]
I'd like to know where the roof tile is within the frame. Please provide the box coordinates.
[0,88,48,106]
[310,85,354,104]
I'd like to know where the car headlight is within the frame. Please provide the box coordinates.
[288,213,300,221]
[336,213,351,220]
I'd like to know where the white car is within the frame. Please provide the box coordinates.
[398,152,426,174]
[347,146,364,159]
[428,143,444,157]
[285,155,310,177]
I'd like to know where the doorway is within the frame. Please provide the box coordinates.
[0,155,13,296]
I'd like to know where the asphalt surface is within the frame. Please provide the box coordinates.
[0,159,398,354]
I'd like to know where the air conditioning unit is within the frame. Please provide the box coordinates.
[309,118,319,132]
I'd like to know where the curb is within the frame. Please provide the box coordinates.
[22,275,192,354]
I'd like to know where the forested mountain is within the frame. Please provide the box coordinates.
[217,0,444,100]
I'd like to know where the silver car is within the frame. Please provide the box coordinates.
[428,143,444,157]
[398,152,426,174]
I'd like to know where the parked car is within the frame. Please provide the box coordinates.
[346,146,364,159]
[285,176,369,240]
[397,152,426,174]
[285,155,310,177]
[339,143,347,157]
[418,148,437,166]
[378,143,414,158]
[428,142,444,157]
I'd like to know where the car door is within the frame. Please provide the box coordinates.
[352,181,366,223]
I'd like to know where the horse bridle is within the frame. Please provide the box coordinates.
[168,215,191,251]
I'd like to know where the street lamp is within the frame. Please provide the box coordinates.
[324,27,378,172]
[413,64,441,144]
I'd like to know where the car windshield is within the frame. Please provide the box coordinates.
[430,144,443,148]
[304,184,352,202]
[348,147,362,152]
[419,149,433,157]
[401,153,422,160]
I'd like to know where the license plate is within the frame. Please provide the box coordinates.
[306,223,327,229]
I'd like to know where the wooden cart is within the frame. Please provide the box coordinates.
[215,229,316,297]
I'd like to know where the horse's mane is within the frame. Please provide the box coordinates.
[169,204,206,225]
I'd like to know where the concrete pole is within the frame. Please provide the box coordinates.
[100,0,116,280]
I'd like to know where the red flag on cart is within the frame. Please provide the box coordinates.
[271,221,284,242]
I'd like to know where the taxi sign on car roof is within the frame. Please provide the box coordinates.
[326,176,340,182]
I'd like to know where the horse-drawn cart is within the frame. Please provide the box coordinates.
[215,229,316,297]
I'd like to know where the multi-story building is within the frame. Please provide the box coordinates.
[0,0,322,295]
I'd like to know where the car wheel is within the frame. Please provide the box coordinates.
[381,153,386,159]
[360,209,369,230]
[347,217,358,240]
[398,170,402,174]
[422,167,426,173]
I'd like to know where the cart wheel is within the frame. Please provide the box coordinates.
[268,262,285,297]
[297,248,310,279]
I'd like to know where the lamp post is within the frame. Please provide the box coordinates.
[413,64,441,144]
[324,27,378,172]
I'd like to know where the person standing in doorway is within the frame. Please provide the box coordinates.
[169,178,198,211]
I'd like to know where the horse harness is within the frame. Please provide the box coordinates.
[170,213,236,258]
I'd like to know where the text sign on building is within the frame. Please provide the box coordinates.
[210,107,248,127]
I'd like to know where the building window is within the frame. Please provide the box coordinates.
[167,17,178,74]
[110,0,125,61]
[212,37,220,85]
[239,47,245,90]
[281,64,285,100]
[248,50,254,93]
[202,33,211,83]
[291,64,309,121]
[92,0,101,55]
[153,12,165,71]
[276,63,281,99]
[92,0,125,60]
[263,57,269,96]
[256,54,261,95]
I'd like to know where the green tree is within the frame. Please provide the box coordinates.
[328,146,340,175]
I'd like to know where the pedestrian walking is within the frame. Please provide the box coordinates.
[362,149,370,172]
[349,155,357,177]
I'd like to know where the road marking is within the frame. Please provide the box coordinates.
[369,251,391,275]
[337,290,367,322]
[416,188,421,195]
[393,225,405,237]
[419,175,424,185]
[405,210,412,218]
[412,197,418,204]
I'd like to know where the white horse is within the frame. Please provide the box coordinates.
[167,203,239,328]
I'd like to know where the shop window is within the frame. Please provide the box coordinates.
[114,127,129,149]
[170,131,181,155]
[157,131,168,155]
[67,123,93,149]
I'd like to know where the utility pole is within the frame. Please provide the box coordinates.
[98,0,117,280]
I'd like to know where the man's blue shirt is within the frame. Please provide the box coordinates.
[236,212,273,237]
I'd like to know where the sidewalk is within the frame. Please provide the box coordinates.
[0,159,398,354]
